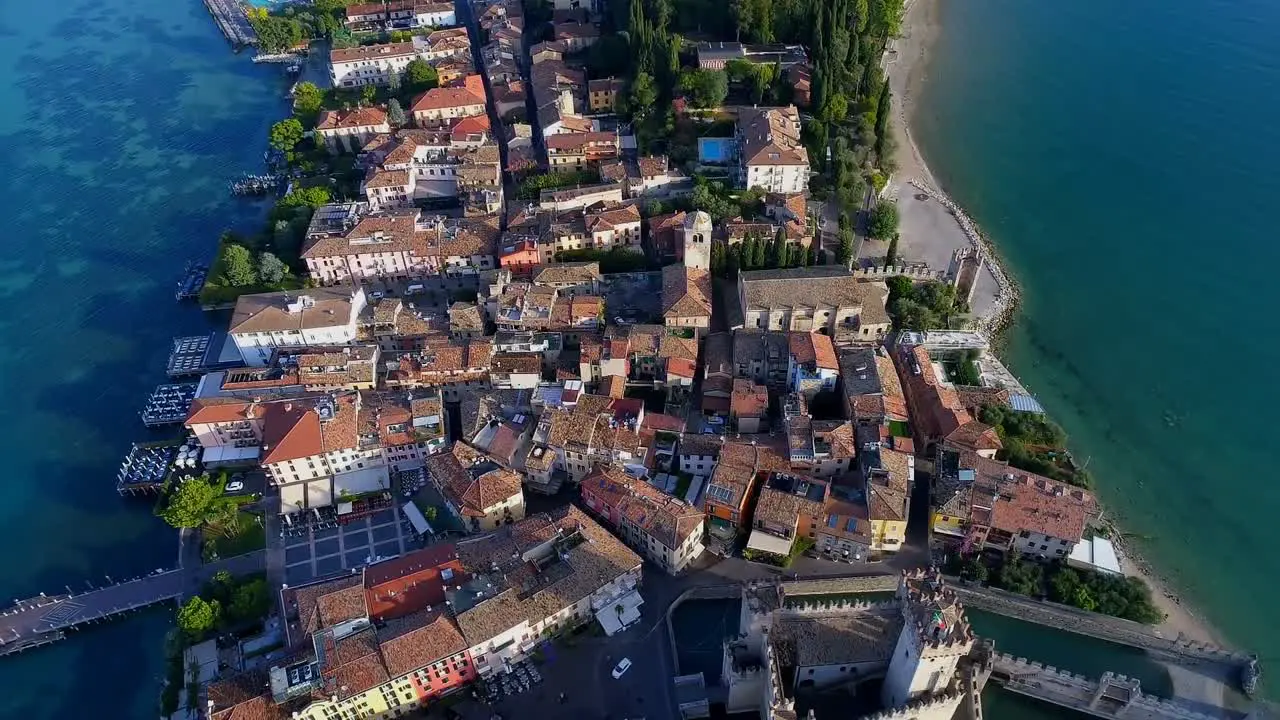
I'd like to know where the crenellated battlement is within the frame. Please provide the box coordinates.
[859,690,966,720]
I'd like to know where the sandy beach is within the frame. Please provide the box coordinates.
[890,0,1231,654]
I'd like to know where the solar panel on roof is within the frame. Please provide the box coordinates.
[845,518,857,532]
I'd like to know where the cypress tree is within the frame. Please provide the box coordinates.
[751,234,767,269]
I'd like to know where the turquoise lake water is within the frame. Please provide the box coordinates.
[915,0,1280,700]
[0,0,285,715]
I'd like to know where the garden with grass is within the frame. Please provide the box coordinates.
[978,404,1093,488]
[157,471,266,560]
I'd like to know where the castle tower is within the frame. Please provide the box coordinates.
[883,568,975,709]
[682,210,713,270]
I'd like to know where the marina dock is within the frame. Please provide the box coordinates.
[167,332,243,378]
[202,0,257,47]
[140,383,198,427]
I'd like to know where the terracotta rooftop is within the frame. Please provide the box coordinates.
[316,106,389,132]
[260,392,361,465]
[452,505,641,646]
[661,264,712,319]
[424,442,523,517]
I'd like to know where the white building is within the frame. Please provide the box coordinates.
[735,105,809,194]
[330,41,421,88]
[259,393,391,513]
[228,287,367,366]
[329,33,470,88]
[300,213,500,287]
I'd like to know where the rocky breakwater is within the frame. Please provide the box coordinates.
[908,179,1022,340]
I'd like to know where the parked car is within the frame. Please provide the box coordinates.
[611,658,632,679]
[225,481,244,493]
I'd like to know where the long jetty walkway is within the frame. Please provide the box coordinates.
[950,582,1252,668]
[0,550,264,657]
[989,653,1237,720]
[202,0,257,46]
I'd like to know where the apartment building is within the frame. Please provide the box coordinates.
[746,472,828,561]
[580,465,705,574]
[423,442,525,532]
[701,436,789,530]
[452,506,643,673]
[587,77,624,113]
[315,106,391,153]
[409,86,487,128]
[343,0,456,31]
[585,203,641,251]
[530,261,600,295]
[360,134,501,211]
[490,352,542,389]
[209,547,477,720]
[735,105,809,194]
[933,450,1099,559]
[545,131,621,169]
[840,347,909,427]
[358,387,448,468]
[382,336,494,400]
[533,393,646,481]
[228,286,367,366]
[539,182,624,212]
[301,212,500,286]
[329,41,419,88]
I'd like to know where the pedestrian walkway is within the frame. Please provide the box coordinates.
[0,551,263,658]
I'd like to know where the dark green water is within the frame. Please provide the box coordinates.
[0,0,285,716]
[914,0,1280,700]
[671,598,1165,719]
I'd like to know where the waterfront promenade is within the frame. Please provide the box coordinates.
[0,550,263,657]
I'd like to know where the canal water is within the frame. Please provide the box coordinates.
[669,596,1172,719]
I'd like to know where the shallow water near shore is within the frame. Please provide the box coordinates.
[0,0,285,716]
[914,0,1280,702]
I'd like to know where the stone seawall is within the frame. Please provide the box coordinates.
[908,179,1021,339]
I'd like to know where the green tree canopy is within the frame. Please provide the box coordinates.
[176,596,221,641]
[228,578,272,624]
[268,118,304,157]
[386,98,407,127]
[257,252,288,284]
[836,227,855,267]
[404,59,439,94]
[629,72,659,121]
[292,81,324,117]
[868,200,899,239]
[278,186,331,210]
[160,475,236,529]
[679,68,728,108]
[219,243,258,288]
[885,233,899,266]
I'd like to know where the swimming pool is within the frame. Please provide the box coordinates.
[698,137,736,164]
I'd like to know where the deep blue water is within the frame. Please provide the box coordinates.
[915,0,1280,700]
[0,0,285,715]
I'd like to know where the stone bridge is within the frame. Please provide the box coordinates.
[991,653,1233,720]
[948,581,1253,669]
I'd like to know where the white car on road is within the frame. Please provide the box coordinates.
[611,658,632,679]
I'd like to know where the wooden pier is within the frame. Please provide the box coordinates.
[202,0,258,47]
